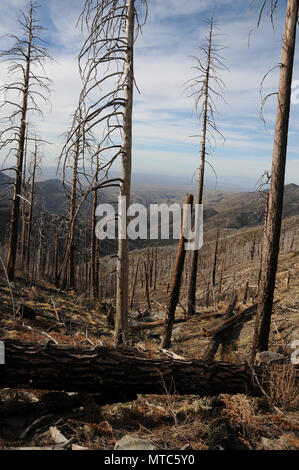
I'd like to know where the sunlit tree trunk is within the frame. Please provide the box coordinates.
[6,12,32,281]
[251,0,298,361]
[115,0,135,345]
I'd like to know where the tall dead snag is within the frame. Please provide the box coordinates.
[59,122,82,290]
[0,2,51,281]
[186,15,226,314]
[163,194,193,349]
[90,155,100,299]
[74,0,147,345]
[114,0,135,345]
[211,230,219,310]
[251,0,298,361]
[130,257,140,310]
[26,140,39,272]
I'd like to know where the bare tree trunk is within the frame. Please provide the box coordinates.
[187,18,213,315]
[115,0,135,346]
[6,13,32,281]
[130,257,140,310]
[1,338,281,398]
[143,261,151,311]
[26,142,37,272]
[67,136,80,290]
[251,0,298,362]
[163,194,193,349]
[20,131,29,270]
[53,218,59,286]
[211,231,219,311]
[90,156,100,299]
[153,247,158,291]
[37,211,44,279]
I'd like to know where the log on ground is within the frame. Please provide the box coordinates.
[0,339,296,398]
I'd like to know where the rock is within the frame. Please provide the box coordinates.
[257,436,292,450]
[255,351,284,365]
[114,434,157,450]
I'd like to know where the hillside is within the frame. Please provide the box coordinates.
[1,174,299,235]
[0,215,298,450]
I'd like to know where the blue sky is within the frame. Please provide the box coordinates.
[0,0,298,187]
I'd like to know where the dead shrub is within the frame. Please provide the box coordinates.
[265,364,299,411]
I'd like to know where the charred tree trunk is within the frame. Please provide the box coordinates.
[130,257,140,310]
[187,15,224,315]
[90,159,99,299]
[251,0,298,361]
[0,339,289,397]
[25,143,37,272]
[163,194,193,349]
[6,14,33,281]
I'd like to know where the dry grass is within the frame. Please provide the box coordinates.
[266,364,299,411]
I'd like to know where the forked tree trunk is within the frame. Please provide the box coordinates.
[251,0,298,361]
[115,0,135,346]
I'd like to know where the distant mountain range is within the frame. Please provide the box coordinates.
[0,172,298,240]
[38,167,262,192]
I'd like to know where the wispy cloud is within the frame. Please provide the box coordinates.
[0,0,298,185]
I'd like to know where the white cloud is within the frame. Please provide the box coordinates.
[0,0,298,185]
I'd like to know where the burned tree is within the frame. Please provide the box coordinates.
[163,194,193,349]
[251,0,298,361]
[0,1,51,281]
[186,15,226,315]
[64,0,148,345]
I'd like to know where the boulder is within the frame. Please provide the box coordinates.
[114,434,157,450]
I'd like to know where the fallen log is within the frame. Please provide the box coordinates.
[130,317,186,331]
[202,303,258,337]
[1,339,296,397]
[202,296,239,361]
[0,390,137,421]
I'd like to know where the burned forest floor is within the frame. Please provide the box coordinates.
[0,217,298,450]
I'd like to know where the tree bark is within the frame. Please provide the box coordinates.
[203,303,257,338]
[6,10,33,281]
[187,18,214,315]
[0,339,290,397]
[115,0,135,346]
[25,142,37,272]
[163,194,193,349]
[251,0,298,361]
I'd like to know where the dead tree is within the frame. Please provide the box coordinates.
[203,295,238,361]
[25,139,40,272]
[163,194,193,349]
[251,0,298,361]
[143,260,151,311]
[0,2,51,281]
[58,122,83,290]
[186,15,226,314]
[70,0,147,345]
[211,231,219,310]
[2,338,292,397]
[130,257,140,310]
[90,155,101,299]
